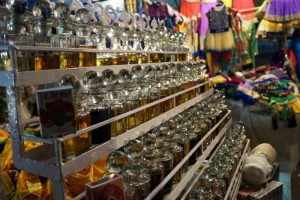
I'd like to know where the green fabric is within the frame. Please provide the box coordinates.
[249,24,258,67]
[270,94,296,105]
[23,130,41,137]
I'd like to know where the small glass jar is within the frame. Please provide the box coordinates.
[144,160,165,200]
[162,141,183,184]
[123,170,151,200]
[173,133,190,173]
[106,151,129,174]
[124,139,144,159]
[155,149,173,195]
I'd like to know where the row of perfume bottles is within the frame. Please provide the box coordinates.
[101,92,230,200]
[0,0,188,71]
[0,49,188,71]
[188,123,248,200]
[58,62,210,161]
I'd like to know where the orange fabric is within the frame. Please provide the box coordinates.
[180,0,201,18]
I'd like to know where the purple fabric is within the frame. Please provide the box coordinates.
[200,2,217,37]
[149,3,172,18]
[269,69,290,80]
[265,0,300,22]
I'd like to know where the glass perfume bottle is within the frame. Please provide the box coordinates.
[32,0,60,70]
[160,141,182,185]
[3,0,34,71]
[60,75,92,161]
[123,170,151,200]
[155,149,173,195]
[103,70,126,137]
[83,71,111,145]
[107,151,129,174]
[52,2,79,69]
[75,8,96,67]
[173,133,190,173]
[144,160,165,200]
[94,5,113,66]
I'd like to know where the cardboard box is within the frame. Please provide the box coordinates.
[238,181,283,200]
[86,174,125,200]
[36,85,76,137]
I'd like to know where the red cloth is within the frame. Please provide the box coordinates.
[233,0,255,15]
[289,49,297,72]
[180,0,201,18]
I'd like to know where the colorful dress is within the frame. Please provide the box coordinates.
[180,0,201,18]
[199,0,217,50]
[205,4,234,52]
[265,0,300,22]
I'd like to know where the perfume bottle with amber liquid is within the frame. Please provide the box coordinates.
[75,8,96,67]
[32,0,60,71]
[52,2,79,69]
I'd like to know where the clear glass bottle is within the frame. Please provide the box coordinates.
[32,0,60,70]
[183,126,198,166]
[75,8,96,67]
[106,150,129,174]
[83,72,111,145]
[94,10,113,66]
[144,160,165,200]
[124,139,144,159]
[173,133,190,173]
[52,2,79,69]
[3,0,34,71]
[155,149,173,195]
[60,76,92,161]
[163,141,183,184]
[123,170,151,200]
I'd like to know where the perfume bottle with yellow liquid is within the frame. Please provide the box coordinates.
[75,8,96,67]
[52,2,79,69]
[59,75,92,161]
[32,0,60,71]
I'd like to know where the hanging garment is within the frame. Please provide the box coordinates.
[256,19,284,38]
[231,15,252,69]
[211,51,233,72]
[265,0,300,22]
[223,0,232,8]
[199,0,217,50]
[233,0,255,15]
[207,4,230,33]
[205,5,234,52]
[180,0,201,18]
[148,2,175,18]
[205,30,235,51]
[164,0,181,11]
